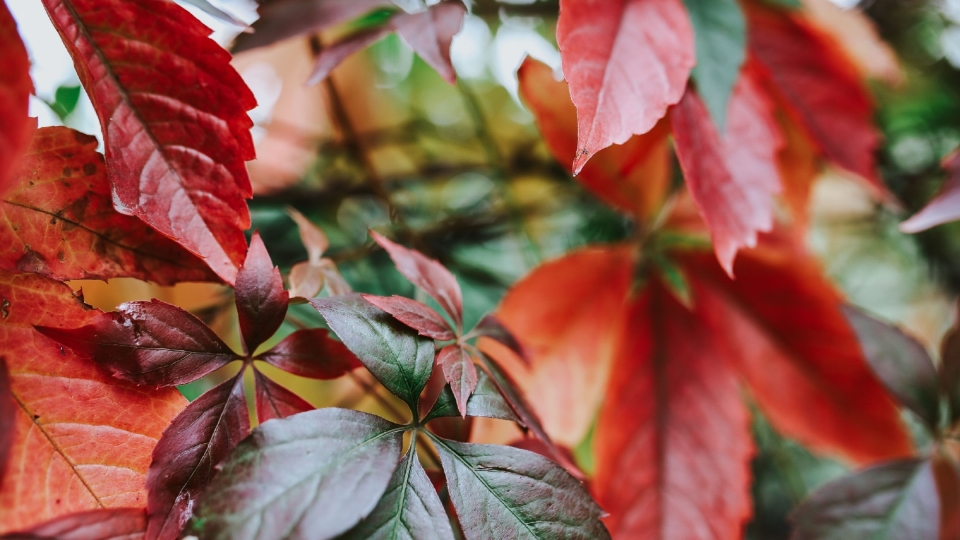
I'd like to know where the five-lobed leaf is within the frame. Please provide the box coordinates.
[683,0,746,132]
[0,0,33,200]
[235,232,289,353]
[0,508,146,540]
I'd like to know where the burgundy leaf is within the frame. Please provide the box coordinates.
[253,368,314,423]
[0,358,13,486]
[0,0,33,200]
[37,300,237,388]
[392,1,465,84]
[1,508,145,540]
[43,0,257,283]
[437,345,479,417]
[146,374,249,540]
[474,314,529,365]
[361,294,455,341]
[308,26,394,85]
[370,230,463,325]
[235,232,288,353]
[255,328,360,379]
[902,150,960,233]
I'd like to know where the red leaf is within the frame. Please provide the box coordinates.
[517,58,671,219]
[0,271,186,533]
[0,0,33,199]
[682,236,913,463]
[38,300,237,388]
[901,150,960,233]
[145,374,248,540]
[2,508,145,540]
[42,0,257,284]
[748,3,885,196]
[233,0,393,53]
[0,359,13,486]
[370,231,463,326]
[557,0,694,174]
[487,246,635,446]
[255,328,360,379]
[253,368,313,423]
[361,294,455,341]
[437,345,478,417]
[671,69,782,275]
[593,282,753,539]
[235,232,288,352]
[0,127,217,284]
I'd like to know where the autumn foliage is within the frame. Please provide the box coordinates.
[0,0,959,538]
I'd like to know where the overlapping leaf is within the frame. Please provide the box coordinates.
[0,0,33,200]
[233,0,393,53]
[683,0,746,130]
[0,508,146,540]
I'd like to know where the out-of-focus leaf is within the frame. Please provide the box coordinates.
[46,85,81,121]
[556,0,694,174]
[362,294,455,341]
[424,370,518,423]
[311,294,434,409]
[939,315,960,424]
[288,261,325,299]
[436,345,478,417]
[179,0,248,28]
[0,0,33,200]
[433,436,610,539]
[235,233,288,353]
[255,328,360,380]
[0,508,145,540]
[842,305,940,429]
[902,151,960,233]
[187,409,403,540]
[473,314,529,365]
[683,0,746,131]
[43,0,257,283]
[253,368,313,423]
[286,207,328,265]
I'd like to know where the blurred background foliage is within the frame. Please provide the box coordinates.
[10,0,960,537]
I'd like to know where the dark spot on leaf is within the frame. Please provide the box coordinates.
[83,163,97,176]
[62,167,72,178]
[57,250,65,262]
[33,415,39,420]
[0,298,9,319]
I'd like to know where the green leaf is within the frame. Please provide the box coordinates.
[340,440,455,540]
[424,370,520,423]
[188,408,404,540]
[311,294,435,409]
[763,0,801,7]
[683,0,746,131]
[46,85,81,121]
[431,436,611,539]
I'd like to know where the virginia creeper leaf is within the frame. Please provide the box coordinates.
[682,0,746,131]
[556,0,694,174]
[671,71,782,276]
[901,150,960,233]
[253,368,313,423]
[0,0,33,200]
[145,374,249,540]
[43,0,257,284]
[0,508,146,540]
[517,59,672,219]
[187,408,403,540]
[473,314,528,365]
[340,443,455,540]
[432,436,610,539]
[311,294,434,409]
[370,231,463,325]
[255,328,360,380]
[38,300,237,388]
[842,305,940,429]
[0,271,186,533]
[593,282,753,539]
[436,345,478,417]
[361,294,455,341]
[0,359,13,486]
[791,459,942,540]
[235,232,288,353]
[0,127,217,284]
[424,370,519,423]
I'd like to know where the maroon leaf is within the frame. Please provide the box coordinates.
[146,374,249,540]
[902,150,960,233]
[43,0,257,284]
[235,232,288,353]
[255,328,360,379]
[391,1,465,84]
[0,0,33,200]
[253,368,314,423]
[0,358,13,486]
[437,345,479,418]
[37,300,237,388]
[370,230,463,326]
[361,294,455,341]
[0,508,145,540]
[474,314,529,365]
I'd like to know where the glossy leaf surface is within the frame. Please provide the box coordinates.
[436,345,478,417]
[361,294,455,341]
[235,232,288,352]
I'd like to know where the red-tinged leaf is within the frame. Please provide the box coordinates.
[370,230,463,325]
[253,368,313,423]
[145,374,248,540]
[0,359,13,486]
[671,70,782,276]
[286,207,328,265]
[473,314,529,365]
[748,3,885,196]
[487,246,634,446]
[391,1,465,85]
[255,328,360,379]
[308,25,394,85]
[437,345,478,417]
[0,0,33,200]
[38,300,237,388]
[43,0,257,284]
[682,238,912,463]
[232,0,393,53]
[318,258,352,296]
[557,0,694,174]
[777,115,821,229]
[424,370,519,423]
[1,127,217,284]
[517,58,671,219]
[1,508,145,540]
[593,282,753,539]
[235,233,288,353]
[902,150,960,233]
[934,455,960,540]
[0,271,187,533]
[362,294,455,341]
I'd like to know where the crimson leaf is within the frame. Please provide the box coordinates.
[253,368,314,423]
[254,328,360,379]
[0,358,12,486]
[361,294,455,341]
[235,232,289,353]
[0,508,145,540]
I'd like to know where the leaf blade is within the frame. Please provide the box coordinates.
[683,0,746,131]
[0,0,33,199]
[255,328,360,380]
[361,294,455,341]
[235,232,288,353]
